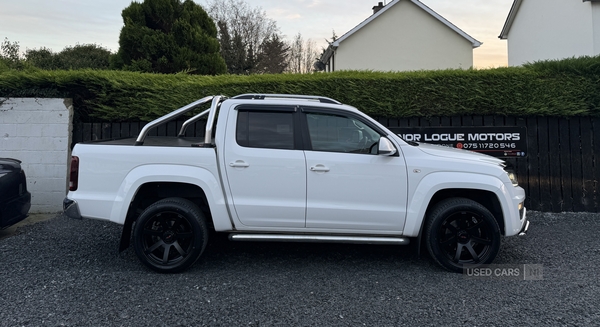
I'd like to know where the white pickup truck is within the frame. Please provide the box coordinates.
[64,94,528,273]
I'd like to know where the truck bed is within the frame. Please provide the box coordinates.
[86,136,208,148]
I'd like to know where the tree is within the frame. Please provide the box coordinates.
[0,38,25,70]
[113,0,226,75]
[1,38,111,71]
[216,21,249,74]
[57,44,112,70]
[315,30,339,72]
[26,44,111,70]
[255,34,289,74]
[24,47,56,69]
[287,33,318,74]
[205,0,285,74]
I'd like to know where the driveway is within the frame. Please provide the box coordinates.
[0,211,599,326]
[0,213,55,240]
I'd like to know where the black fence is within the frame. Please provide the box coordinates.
[73,116,600,213]
[72,120,208,143]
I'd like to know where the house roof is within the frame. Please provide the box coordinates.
[498,0,523,40]
[319,0,482,65]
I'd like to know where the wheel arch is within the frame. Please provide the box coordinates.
[425,189,504,235]
[119,181,213,252]
[403,172,509,238]
[113,165,232,251]
[410,188,504,258]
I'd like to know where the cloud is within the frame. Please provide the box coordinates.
[306,0,321,8]
[269,8,302,21]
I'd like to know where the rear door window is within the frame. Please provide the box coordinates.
[236,111,295,150]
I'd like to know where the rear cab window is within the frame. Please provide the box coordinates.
[235,106,298,150]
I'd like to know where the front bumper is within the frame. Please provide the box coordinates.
[63,198,82,219]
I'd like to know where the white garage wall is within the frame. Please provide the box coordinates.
[0,98,72,213]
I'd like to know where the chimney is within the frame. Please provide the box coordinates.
[372,2,384,14]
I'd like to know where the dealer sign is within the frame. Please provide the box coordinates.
[388,126,527,158]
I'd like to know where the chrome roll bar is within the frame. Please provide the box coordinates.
[135,96,214,146]
[177,109,210,137]
[204,96,222,145]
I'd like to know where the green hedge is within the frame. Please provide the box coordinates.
[1,56,600,121]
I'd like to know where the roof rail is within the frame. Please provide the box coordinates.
[232,94,342,105]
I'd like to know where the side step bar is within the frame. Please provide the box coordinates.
[229,234,410,245]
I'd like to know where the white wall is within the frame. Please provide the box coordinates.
[593,3,600,54]
[507,0,595,66]
[334,0,474,71]
[0,98,72,213]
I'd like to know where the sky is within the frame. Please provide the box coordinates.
[0,0,514,68]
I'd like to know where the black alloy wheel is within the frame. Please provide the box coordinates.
[133,197,208,273]
[425,198,501,273]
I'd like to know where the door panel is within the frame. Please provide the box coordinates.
[303,112,408,231]
[224,109,306,228]
[305,151,407,231]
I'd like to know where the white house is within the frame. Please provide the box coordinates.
[499,0,600,66]
[317,0,481,72]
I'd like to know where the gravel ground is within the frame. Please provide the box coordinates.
[1,211,599,327]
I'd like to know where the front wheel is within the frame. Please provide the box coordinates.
[425,198,501,273]
[133,198,208,273]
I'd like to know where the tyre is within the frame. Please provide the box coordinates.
[133,197,208,273]
[425,198,501,273]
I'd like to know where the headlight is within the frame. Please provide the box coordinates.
[506,169,518,186]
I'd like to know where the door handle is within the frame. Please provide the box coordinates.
[310,165,330,172]
[229,160,250,168]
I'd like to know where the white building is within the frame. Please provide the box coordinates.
[499,0,600,66]
[317,0,481,72]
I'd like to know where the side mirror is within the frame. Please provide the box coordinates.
[378,137,397,156]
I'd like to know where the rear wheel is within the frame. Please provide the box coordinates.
[425,198,501,273]
[133,198,208,273]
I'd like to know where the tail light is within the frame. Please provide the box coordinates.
[69,156,79,191]
[19,169,27,195]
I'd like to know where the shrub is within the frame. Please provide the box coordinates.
[1,56,599,121]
